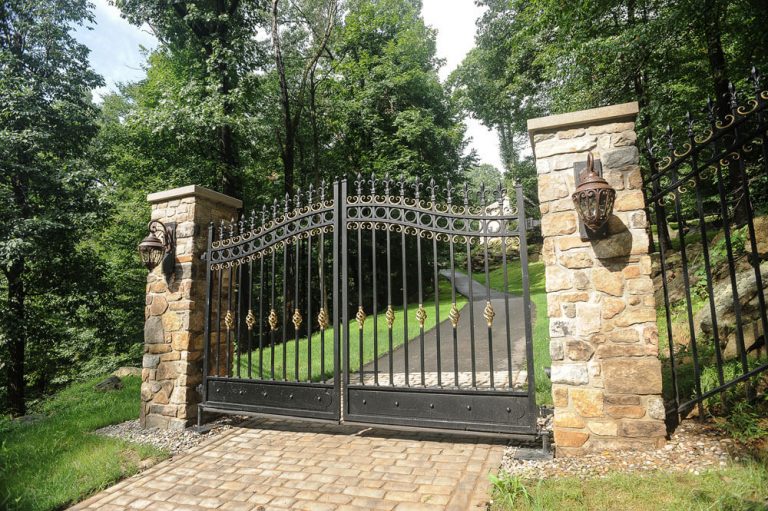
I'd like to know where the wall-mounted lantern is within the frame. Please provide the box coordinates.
[138,220,176,281]
[572,152,615,239]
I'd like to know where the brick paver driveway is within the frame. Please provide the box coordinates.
[71,418,506,511]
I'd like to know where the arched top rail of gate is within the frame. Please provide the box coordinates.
[208,175,528,268]
[209,185,335,269]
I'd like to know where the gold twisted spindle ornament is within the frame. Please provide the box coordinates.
[416,305,427,329]
[385,305,395,330]
[317,308,329,331]
[268,308,278,331]
[449,303,460,328]
[483,301,495,327]
[224,310,234,330]
[292,309,303,331]
[245,309,256,330]
[356,306,367,329]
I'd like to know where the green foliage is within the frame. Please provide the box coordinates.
[0,375,166,511]
[451,0,768,209]
[715,400,768,443]
[489,472,533,508]
[0,0,112,413]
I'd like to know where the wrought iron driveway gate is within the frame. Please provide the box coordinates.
[199,177,538,436]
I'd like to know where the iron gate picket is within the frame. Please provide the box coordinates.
[199,177,538,436]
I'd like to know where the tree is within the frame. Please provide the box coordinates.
[116,0,267,199]
[270,0,338,195]
[327,0,472,184]
[0,0,103,415]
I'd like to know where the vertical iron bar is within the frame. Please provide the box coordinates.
[307,233,313,382]
[236,262,243,378]
[432,215,442,388]
[294,234,301,381]
[216,260,223,377]
[258,252,264,379]
[687,120,726,394]
[401,222,410,386]
[282,241,288,381]
[372,224,379,385]
[416,218,425,387]
[202,223,214,402]
[516,184,537,424]
[270,248,276,380]
[386,218,394,385]
[357,223,364,384]
[648,144,680,418]
[669,160,704,417]
[449,220,459,387]
[500,194,513,388]
[482,193,495,389]
[338,180,347,418]
[226,264,234,377]
[320,230,326,380]
[247,259,253,379]
[465,212,477,388]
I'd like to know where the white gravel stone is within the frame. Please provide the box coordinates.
[94,416,246,455]
[500,420,749,480]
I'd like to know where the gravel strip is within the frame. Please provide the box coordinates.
[502,420,751,479]
[94,416,247,455]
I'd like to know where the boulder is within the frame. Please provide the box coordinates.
[95,375,123,391]
[697,261,768,359]
[112,367,142,378]
[745,216,768,259]
[14,414,45,425]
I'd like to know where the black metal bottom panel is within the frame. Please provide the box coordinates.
[345,386,537,435]
[204,378,339,421]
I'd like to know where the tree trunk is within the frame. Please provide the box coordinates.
[272,0,295,196]
[6,258,25,416]
[219,124,241,198]
[310,70,320,178]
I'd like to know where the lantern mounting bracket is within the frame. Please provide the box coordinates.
[573,157,609,240]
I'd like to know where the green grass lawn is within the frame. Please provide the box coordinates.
[472,259,552,404]
[490,462,768,510]
[0,376,166,511]
[236,278,468,381]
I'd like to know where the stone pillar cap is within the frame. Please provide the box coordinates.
[147,185,242,209]
[527,101,639,150]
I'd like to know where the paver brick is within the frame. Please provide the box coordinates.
[66,418,505,511]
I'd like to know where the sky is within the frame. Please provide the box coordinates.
[75,0,502,170]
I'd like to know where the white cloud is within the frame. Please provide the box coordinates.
[74,0,157,99]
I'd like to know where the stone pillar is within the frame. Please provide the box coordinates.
[141,185,241,430]
[527,103,666,456]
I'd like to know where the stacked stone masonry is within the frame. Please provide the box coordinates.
[529,103,666,456]
[142,187,241,430]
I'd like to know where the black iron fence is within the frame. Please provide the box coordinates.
[645,69,768,423]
